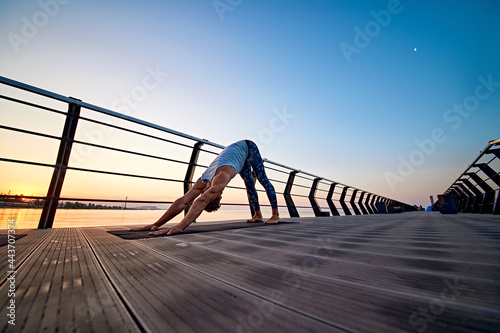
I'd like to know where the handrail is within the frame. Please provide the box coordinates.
[0,75,415,228]
[0,75,223,149]
[444,139,500,214]
[445,140,499,191]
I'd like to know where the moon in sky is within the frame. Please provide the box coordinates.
[414,48,417,51]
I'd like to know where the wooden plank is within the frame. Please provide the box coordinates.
[0,228,60,332]
[135,212,500,332]
[81,226,340,332]
[0,228,139,333]
[0,229,53,276]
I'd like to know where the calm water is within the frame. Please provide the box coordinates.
[0,207,253,229]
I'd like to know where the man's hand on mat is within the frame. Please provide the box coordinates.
[149,223,185,236]
[130,224,159,232]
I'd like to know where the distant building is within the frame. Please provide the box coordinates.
[134,206,159,210]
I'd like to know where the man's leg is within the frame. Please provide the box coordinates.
[240,160,263,222]
[246,141,280,223]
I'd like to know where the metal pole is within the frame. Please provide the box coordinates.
[184,141,204,215]
[466,172,495,214]
[365,193,374,214]
[38,100,81,228]
[284,171,299,217]
[476,163,500,215]
[326,183,340,216]
[358,192,368,215]
[309,178,329,217]
[457,183,474,213]
[350,189,361,215]
[370,195,378,213]
[462,179,483,213]
[339,186,352,215]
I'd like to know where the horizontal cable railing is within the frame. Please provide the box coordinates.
[0,75,414,228]
[444,139,500,215]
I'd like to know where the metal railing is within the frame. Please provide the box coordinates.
[444,139,500,214]
[0,75,414,228]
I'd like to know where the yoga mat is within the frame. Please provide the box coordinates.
[108,221,297,240]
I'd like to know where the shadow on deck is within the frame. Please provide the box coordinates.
[1,212,499,332]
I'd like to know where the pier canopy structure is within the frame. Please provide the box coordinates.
[0,75,413,229]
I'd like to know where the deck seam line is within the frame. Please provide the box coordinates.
[79,228,147,333]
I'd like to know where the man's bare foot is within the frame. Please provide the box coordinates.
[264,215,280,224]
[246,212,263,223]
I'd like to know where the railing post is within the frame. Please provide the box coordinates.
[450,189,461,211]
[358,191,368,215]
[339,186,351,215]
[184,141,204,215]
[38,100,81,229]
[326,183,340,216]
[452,187,466,212]
[284,171,299,217]
[466,172,495,214]
[370,195,378,213]
[475,163,500,215]
[457,188,469,212]
[457,183,474,213]
[350,189,361,215]
[462,179,483,213]
[365,193,374,214]
[487,149,500,159]
[309,178,329,217]
[495,192,500,215]
[475,164,500,186]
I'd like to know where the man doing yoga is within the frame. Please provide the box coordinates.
[131,140,280,236]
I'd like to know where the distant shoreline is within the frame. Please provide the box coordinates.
[0,206,159,210]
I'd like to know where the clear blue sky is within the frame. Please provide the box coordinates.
[1,0,499,207]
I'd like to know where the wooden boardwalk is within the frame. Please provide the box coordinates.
[1,212,499,332]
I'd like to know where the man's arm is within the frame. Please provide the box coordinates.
[149,167,233,236]
[130,178,207,231]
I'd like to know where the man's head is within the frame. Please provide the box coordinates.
[204,195,222,212]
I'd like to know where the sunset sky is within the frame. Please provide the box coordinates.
[1,0,499,211]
